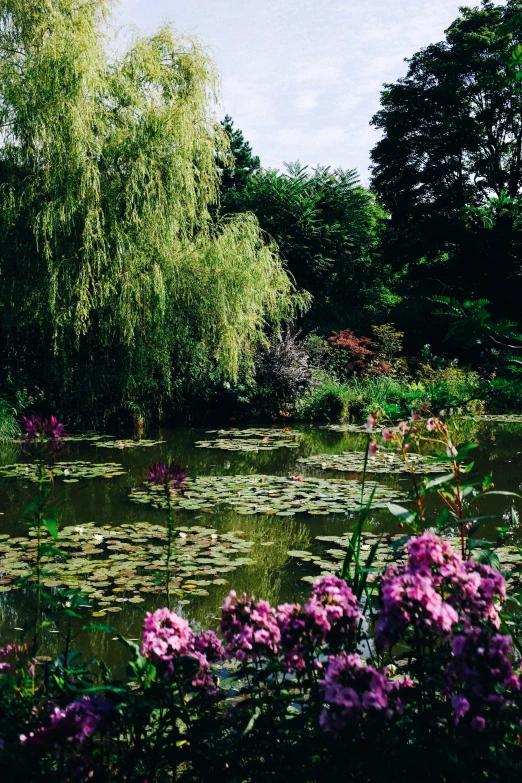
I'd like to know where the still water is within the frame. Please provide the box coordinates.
[0,418,520,668]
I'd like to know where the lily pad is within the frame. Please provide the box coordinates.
[0,461,127,483]
[298,450,446,474]
[0,522,257,610]
[130,473,404,516]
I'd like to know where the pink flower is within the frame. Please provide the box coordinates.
[426,418,438,431]
[381,428,393,442]
[369,439,379,455]
[397,421,409,436]
[221,592,281,661]
[409,412,421,422]
[364,414,378,432]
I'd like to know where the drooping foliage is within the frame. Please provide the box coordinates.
[370,0,522,320]
[0,0,304,424]
[221,159,396,333]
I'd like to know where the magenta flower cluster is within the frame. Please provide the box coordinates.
[21,696,111,747]
[375,531,505,651]
[148,462,187,490]
[221,576,361,668]
[220,591,281,662]
[141,608,224,694]
[22,415,65,444]
[444,625,520,730]
[319,652,412,732]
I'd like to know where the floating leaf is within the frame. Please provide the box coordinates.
[298,451,446,474]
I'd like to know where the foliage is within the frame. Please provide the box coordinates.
[0,1,305,426]
[0,399,18,443]
[218,114,261,197]
[327,328,392,378]
[222,161,396,332]
[255,328,314,411]
[370,0,522,319]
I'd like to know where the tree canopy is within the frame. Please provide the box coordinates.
[0,0,305,424]
[370,0,522,318]
[222,160,395,333]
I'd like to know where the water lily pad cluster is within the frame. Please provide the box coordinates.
[129,474,403,516]
[297,450,446,474]
[482,415,522,424]
[0,461,127,483]
[322,424,386,434]
[289,533,405,582]
[93,439,166,449]
[195,437,299,452]
[197,428,301,452]
[206,428,300,439]
[0,522,256,611]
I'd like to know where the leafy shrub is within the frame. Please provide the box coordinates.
[327,328,391,378]
[0,399,18,443]
[255,329,314,410]
[295,380,361,421]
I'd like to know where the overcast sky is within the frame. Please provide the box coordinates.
[116,0,503,183]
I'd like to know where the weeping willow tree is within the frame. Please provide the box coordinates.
[0,0,306,424]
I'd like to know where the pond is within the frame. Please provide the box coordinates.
[0,416,521,670]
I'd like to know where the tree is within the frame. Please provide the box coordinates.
[219,115,261,198]
[223,162,394,333]
[0,0,306,424]
[370,0,522,318]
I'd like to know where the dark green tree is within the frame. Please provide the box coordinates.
[219,115,261,199]
[370,0,522,319]
[223,162,395,333]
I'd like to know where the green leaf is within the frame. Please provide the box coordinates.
[387,503,417,526]
[454,443,478,461]
[242,706,261,737]
[424,473,455,490]
[43,518,59,540]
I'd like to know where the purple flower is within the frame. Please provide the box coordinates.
[148,463,187,490]
[305,576,361,650]
[376,532,506,652]
[375,568,458,652]
[21,697,111,747]
[141,609,220,695]
[141,608,193,663]
[22,415,66,447]
[192,630,225,662]
[446,560,505,628]
[220,591,281,662]
[319,652,412,732]
[445,626,519,725]
[471,715,486,732]
[276,603,309,670]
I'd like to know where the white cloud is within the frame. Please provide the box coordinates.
[293,91,319,111]
[115,0,499,181]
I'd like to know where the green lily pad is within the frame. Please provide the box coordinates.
[131,474,404,517]
[298,450,446,474]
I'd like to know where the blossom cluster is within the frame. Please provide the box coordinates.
[148,462,187,491]
[445,625,520,730]
[221,576,361,668]
[320,652,413,732]
[141,608,224,695]
[21,697,111,747]
[375,530,505,651]
[22,415,65,445]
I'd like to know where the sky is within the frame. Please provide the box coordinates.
[116,0,503,183]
